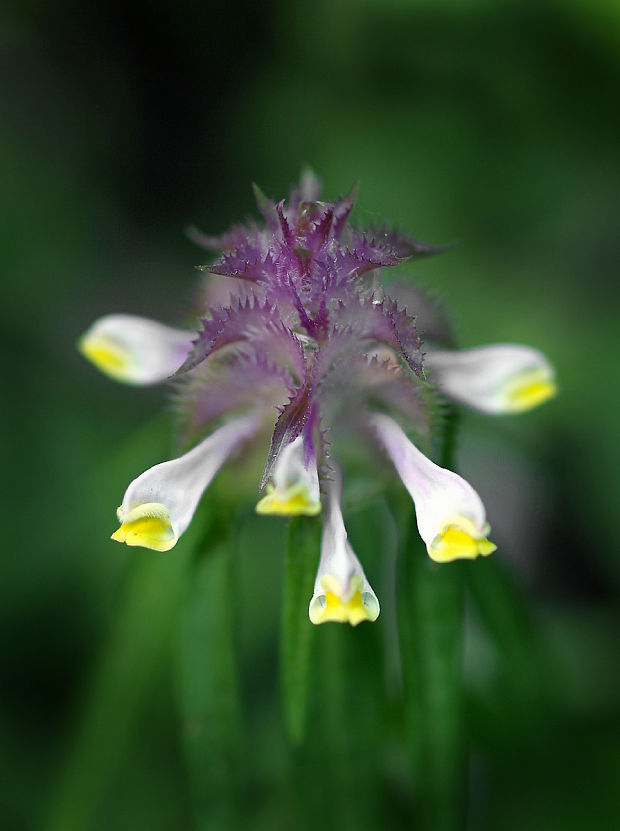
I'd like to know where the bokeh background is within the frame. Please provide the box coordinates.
[2,0,620,829]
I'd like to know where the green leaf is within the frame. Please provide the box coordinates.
[43,416,192,831]
[466,554,543,708]
[280,516,320,745]
[44,543,191,831]
[397,407,467,831]
[411,551,466,831]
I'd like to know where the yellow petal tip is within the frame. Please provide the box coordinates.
[78,333,134,383]
[110,515,177,552]
[309,576,379,626]
[429,525,496,563]
[502,371,557,413]
[255,484,321,517]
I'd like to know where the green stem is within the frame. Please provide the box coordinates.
[280,516,320,745]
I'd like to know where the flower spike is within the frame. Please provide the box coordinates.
[81,174,554,633]
[255,435,321,517]
[425,344,557,414]
[78,314,194,385]
[112,413,260,551]
[309,467,379,625]
[370,413,496,563]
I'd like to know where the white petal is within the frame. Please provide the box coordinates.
[112,413,260,550]
[78,314,194,385]
[255,436,321,516]
[370,413,496,563]
[308,468,379,625]
[425,344,557,414]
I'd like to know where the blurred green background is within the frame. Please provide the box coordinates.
[2,0,620,829]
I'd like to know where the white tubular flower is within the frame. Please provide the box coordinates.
[425,344,557,414]
[111,413,260,551]
[255,436,321,517]
[78,314,194,385]
[309,469,379,626]
[370,413,496,563]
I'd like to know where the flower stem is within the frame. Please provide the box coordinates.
[281,516,320,745]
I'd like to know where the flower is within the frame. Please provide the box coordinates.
[370,413,496,562]
[308,466,379,626]
[80,172,555,623]
[78,314,194,385]
[112,413,260,551]
[425,344,557,414]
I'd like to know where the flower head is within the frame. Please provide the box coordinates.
[80,172,555,622]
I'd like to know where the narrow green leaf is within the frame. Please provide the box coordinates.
[43,415,196,831]
[397,408,467,831]
[410,550,466,831]
[178,518,242,831]
[466,554,543,707]
[280,516,320,744]
[44,543,191,831]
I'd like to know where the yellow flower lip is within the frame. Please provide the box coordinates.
[255,482,321,517]
[309,575,379,626]
[501,368,557,413]
[78,333,134,383]
[111,502,177,552]
[257,435,321,517]
[428,515,496,563]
